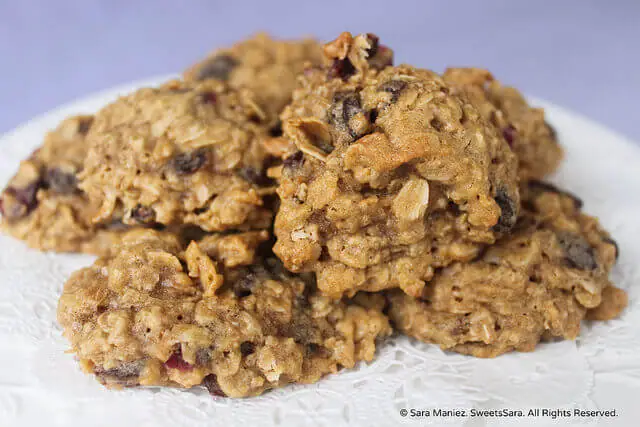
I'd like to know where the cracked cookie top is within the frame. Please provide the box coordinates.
[444,68,563,180]
[184,33,323,126]
[273,32,520,298]
[0,115,126,254]
[387,181,625,358]
[80,79,276,232]
[57,229,391,397]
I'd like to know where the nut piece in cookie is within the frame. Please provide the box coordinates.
[57,230,391,397]
[184,33,324,125]
[273,32,520,299]
[444,68,563,181]
[0,115,127,255]
[80,80,277,233]
[387,181,625,357]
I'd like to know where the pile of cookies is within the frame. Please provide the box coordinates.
[0,32,627,397]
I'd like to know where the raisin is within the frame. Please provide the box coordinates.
[329,91,368,140]
[240,341,255,356]
[195,54,238,81]
[195,348,212,366]
[131,204,156,224]
[493,189,517,233]
[164,349,194,371]
[232,270,257,298]
[0,181,42,220]
[545,121,557,140]
[94,361,142,386]
[44,168,78,194]
[269,121,283,137]
[283,151,304,171]
[528,180,583,209]
[603,236,620,261]
[502,125,517,146]
[364,33,379,58]
[77,116,94,134]
[379,80,407,102]
[237,166,273,187]
[170,148,208,175]
[556,231,598,270]
[451,318,470,336]
[327,58,356,81]
[202,374,226,397]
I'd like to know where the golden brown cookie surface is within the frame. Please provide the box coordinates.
[387,181,625,358]
[57,230,391,397]
[184,33,323,126]
[0,115,126,255]
[80,80,276,233]
[273,33,520,299]
[444,68,563,180]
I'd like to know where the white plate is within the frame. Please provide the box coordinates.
[1,78,639,427]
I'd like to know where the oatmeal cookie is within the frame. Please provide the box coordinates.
[444,68,563,180]
[0,116,126,254]
[184,33,323,126]
[387,181,625,358]
[57,230,391,397]
[273,32,520,298]
[80,79,276,233]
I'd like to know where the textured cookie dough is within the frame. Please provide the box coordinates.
[57,230,391,397]
[388,181,626,358]
[0,116,126,255]
[184,33,323,126]
[80,79,276,233]
[444,68,563,180]
[273,32,520,299]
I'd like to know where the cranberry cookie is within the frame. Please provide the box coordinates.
[387,181,625,357]
[444,68,563,180]
[273,33,520,298]
[0,116,126,254]
[57,230,391,397]
[184,33,323,126]
[80,79,275,233]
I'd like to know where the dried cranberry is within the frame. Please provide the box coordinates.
[202,374,226,397]
[379,80,407,103]
[131,204,156,224]
[240,341,255,356]
[44,168,78,194]
[195,54,238,81]
[556,231,598,270]
[493,189,517,233]
[502,125,517,146]
[170,148,208,175]
[164,349,194,371]
[283,151,304,171]
[197,91,218,105]
[327,58,356,81]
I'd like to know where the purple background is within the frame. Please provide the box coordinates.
[1,0,638,141]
